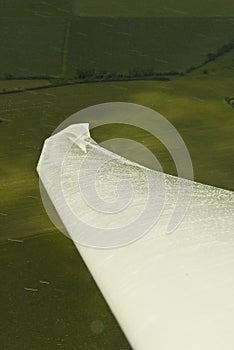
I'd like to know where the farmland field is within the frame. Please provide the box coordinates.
[73,0,234,17]
[0,0,71,17]
[67,17,234,76]
[1,1,234,78]
[1,0,234,18]
[0,79,51,92]
[190,49,234,77]
[0,17,66,78]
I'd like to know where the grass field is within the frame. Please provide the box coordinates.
[73,0,234,17]
[0,79,51,92]
[0,0,71,17]
[1,17,234,78]
[0,232,131,350]
[1,1,234,78]
[190,49,234,77]
[67,17,234,76]
[0,17,66,78]
[1,0,234,18]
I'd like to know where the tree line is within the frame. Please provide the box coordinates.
[185,39,234,74]
[75,67,184,82]
[1,39,233,84]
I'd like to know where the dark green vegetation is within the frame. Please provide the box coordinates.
[0,233,131,350]
[72,0,234,18]
[2,0,234,18]
[1,0,234,79]
[67,18,234,77]
[185,39,234,73]
[0,17,67,78]
[225,96,234,108]
[0,79,51,93]
[0,0,71,17]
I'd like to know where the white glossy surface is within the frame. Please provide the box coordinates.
[37,123,234,350]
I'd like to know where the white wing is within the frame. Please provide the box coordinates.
[37,123,234,350]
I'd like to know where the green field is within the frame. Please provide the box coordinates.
[0,0,71,17]
[73,0,234,17]
[1,0,234,78]
[0,17,66,78]
[190,49,234,76]
[67,17,234,76]
[1,0,234,18]
[0,232,131,350]
[0,79,51,92]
